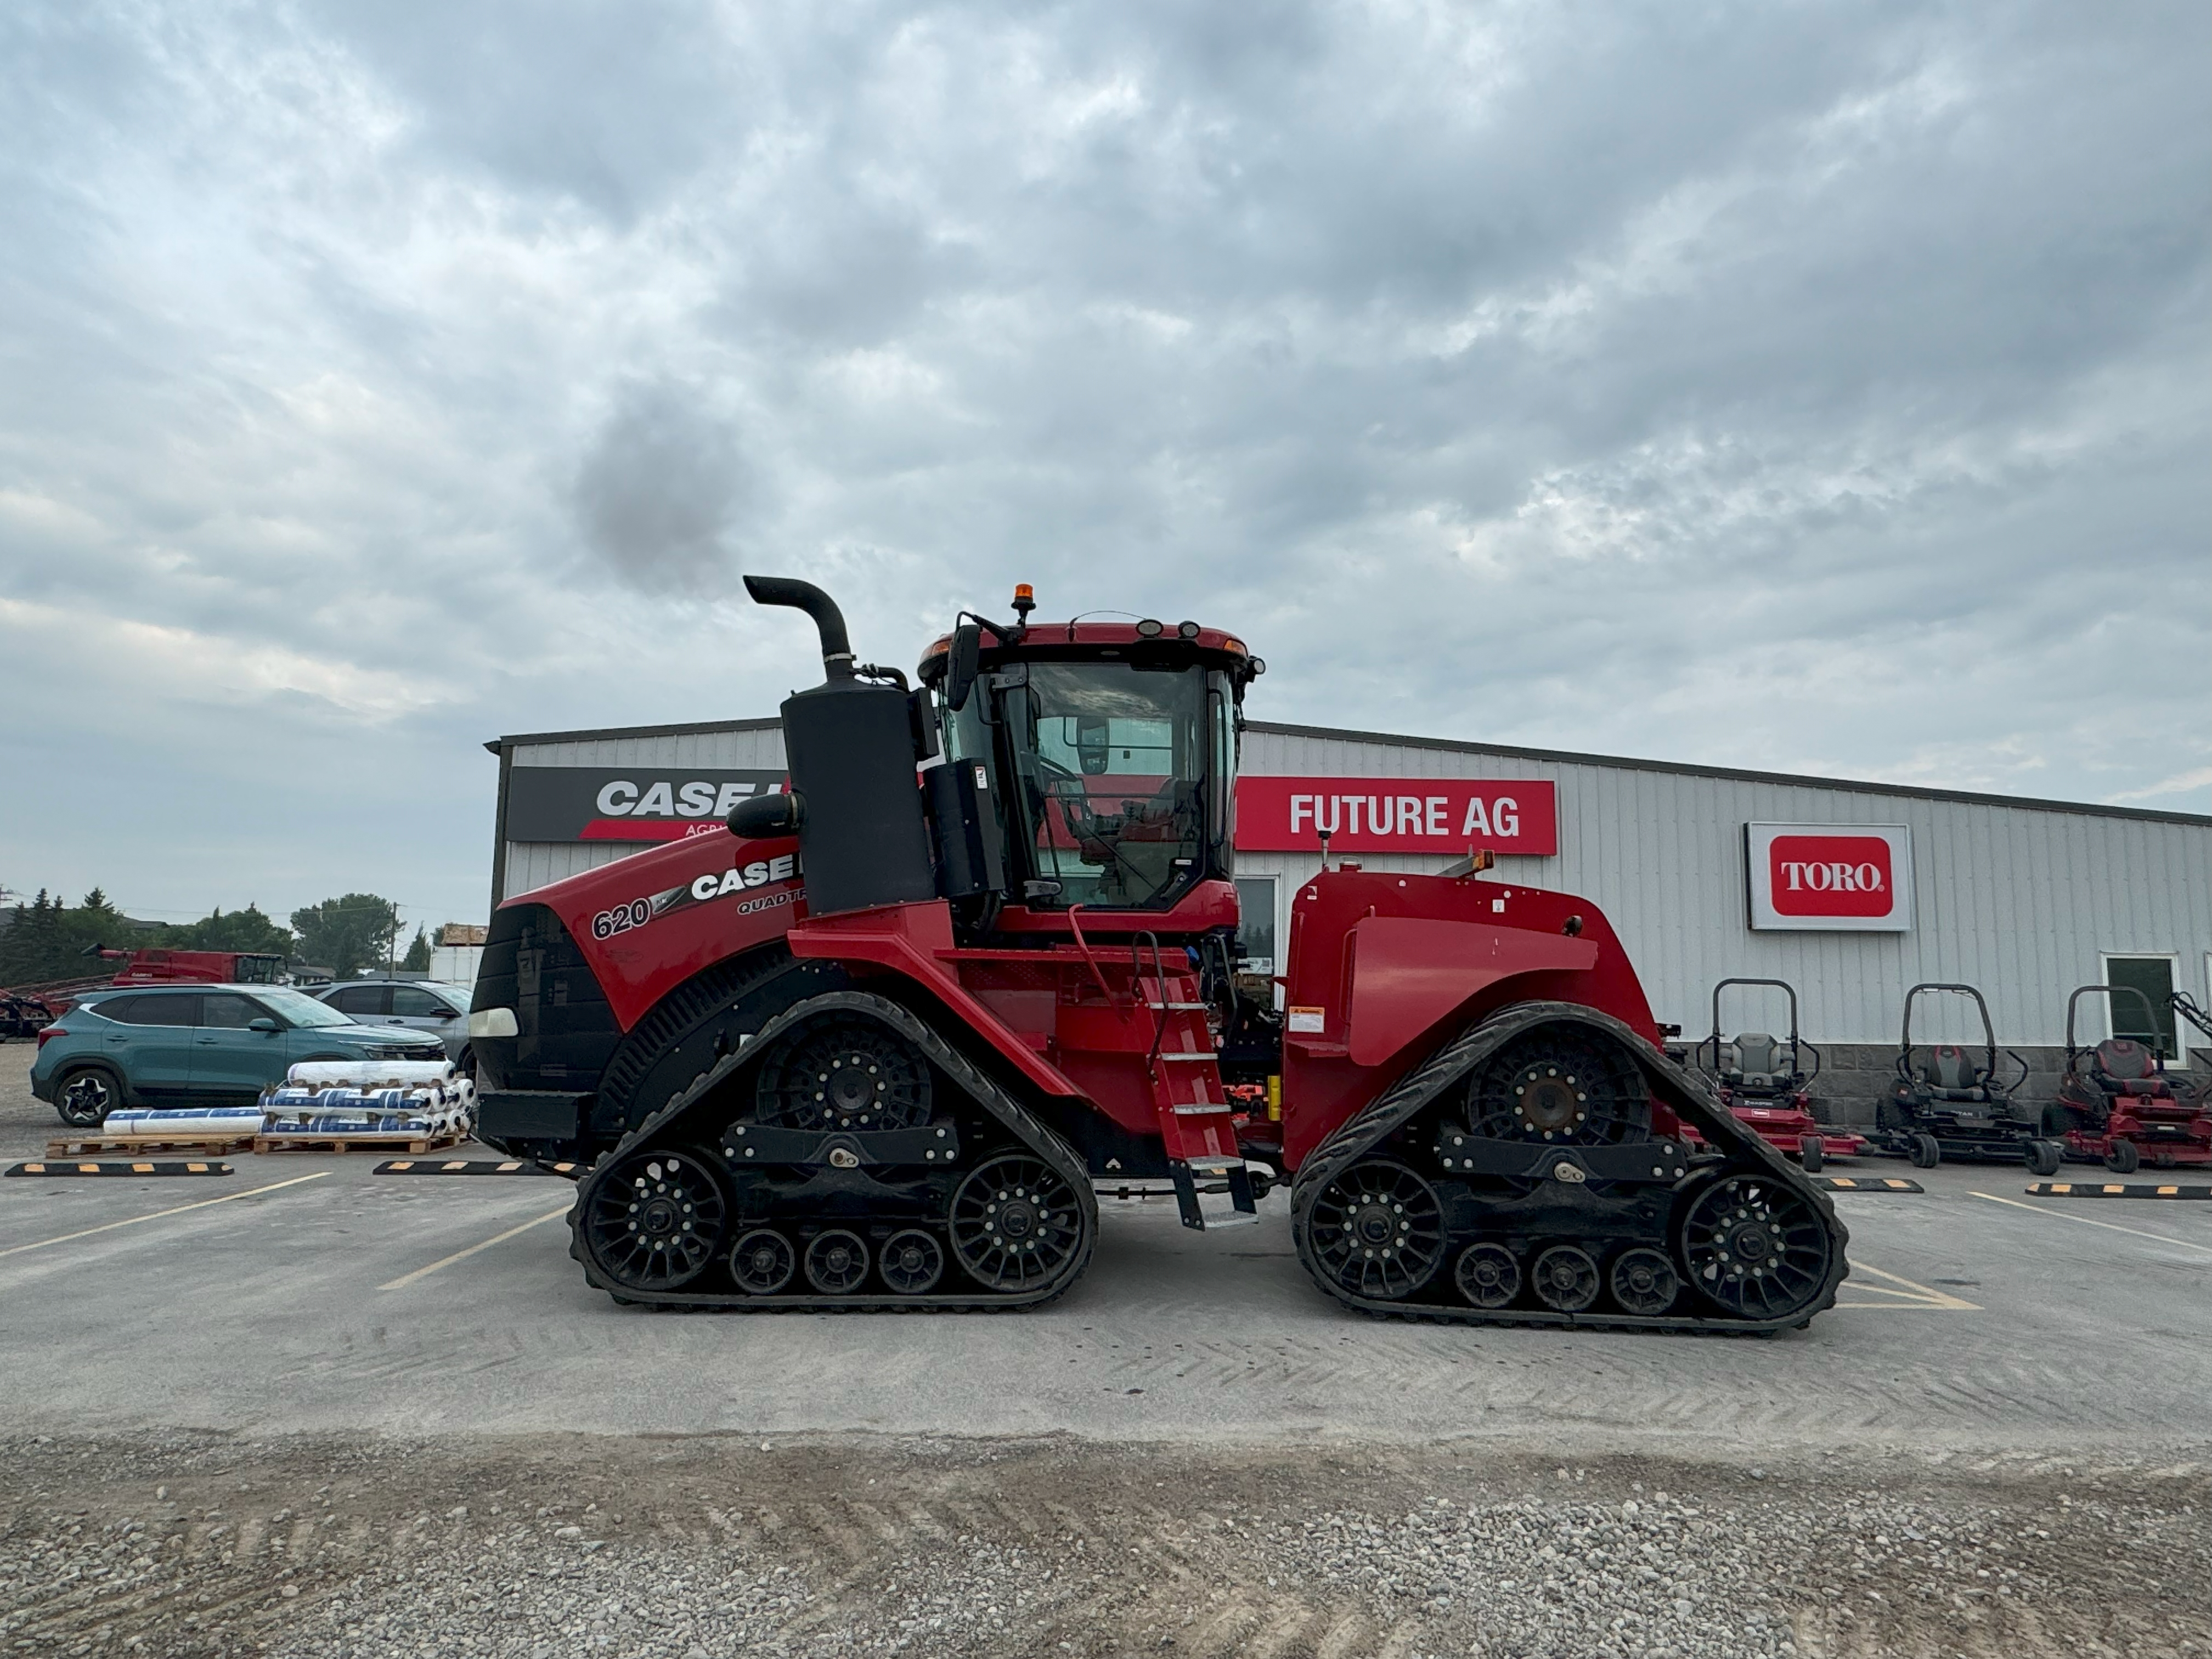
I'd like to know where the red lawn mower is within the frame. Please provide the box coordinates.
[1690,978,1864,1172]
[2043,985,2211,1173]
[1875,983,2062,1174]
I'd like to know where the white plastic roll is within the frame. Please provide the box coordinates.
[97,1107,266,1138]
[286,1059,457,1088]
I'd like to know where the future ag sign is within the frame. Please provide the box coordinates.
[505,767,787,844]
[1234,777,1558,855]
[1744,822,1914,932]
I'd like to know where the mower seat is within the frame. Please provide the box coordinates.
[2094,1038,2172,1098]
[1916,1045,1991,1102]
[1726,1033,1794,1092]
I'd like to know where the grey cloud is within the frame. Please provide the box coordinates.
[0,0,2204,929]
[573,382,751,596]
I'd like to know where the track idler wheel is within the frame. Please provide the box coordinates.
[1309,1159,1446,1300]
[880,1229,945,1296]
[1454,1242,1520,1309]
[579,1148,730,1293]
[804,1229,870,1294]
[730,1229,797,1294]
[950,1153,1086,1293]
[1531,1244,1601,1312]
[754,1014,933,1131]
[1677,1175,1833,1322]
[1609,1247,1680,1316]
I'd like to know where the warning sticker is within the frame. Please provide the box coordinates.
[1287,1006,1327,1035]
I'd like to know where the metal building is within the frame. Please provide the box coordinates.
[485,716,2212,1079]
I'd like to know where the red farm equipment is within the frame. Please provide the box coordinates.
[469,578,1848,1330]
[2043,985,2212,1173]
[1873,983,2063,1174]
[8,947,290,1020]
[1689,978,1864,1172]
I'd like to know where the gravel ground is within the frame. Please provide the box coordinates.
[2,1432,2203,1659]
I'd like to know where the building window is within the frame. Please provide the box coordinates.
[1234,876,1278,975]
[2103,955,2178,1058]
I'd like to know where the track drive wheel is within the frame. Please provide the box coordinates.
[1798,1135,1824,1173]
[1308,1159,1446,1300]
[578,1148,730,1293]
[2104,1138,2140,1175]
[1677,1175,1833,1322]
[950,1153,1087,1293]
[1909,1133,1941,1170]
[1464,1027,1651,1146]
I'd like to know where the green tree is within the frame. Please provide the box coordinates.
[171,904,294,956]
[400,926,432,973]
[290,894,402,980]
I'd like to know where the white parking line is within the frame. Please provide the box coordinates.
[0,1173,331,1260]
[377,1205,572,1291]
[1969,1190,2212,1255]
[1832,1261,1980,1311]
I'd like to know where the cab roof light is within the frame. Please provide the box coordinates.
[1135,618,1164,637]
[1177,620,1200,639]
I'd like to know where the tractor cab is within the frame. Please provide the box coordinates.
[916,589,1261,933]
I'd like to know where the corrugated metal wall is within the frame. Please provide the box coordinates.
[501,725,788,900]
[495,717,2212,1047]
[1240,726,2212,1045]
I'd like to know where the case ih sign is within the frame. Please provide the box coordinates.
[1235,777,1559,856]
[506,767,787,844]
[1745,823,1915,932]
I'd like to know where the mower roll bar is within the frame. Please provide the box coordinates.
[2063,983,2168,1062]
[1897,982,2029,1098]
[2172,991,2212,1046]
[1696,977,1820,1086]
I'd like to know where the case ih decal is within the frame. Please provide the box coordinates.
[1744,824,1914,933]
[591,854,801,940]
[507,766,788,844]
[1235,776,1558,855]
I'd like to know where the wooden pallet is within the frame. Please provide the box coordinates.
[46,1135,257,1157]
[253,1133,467,1156]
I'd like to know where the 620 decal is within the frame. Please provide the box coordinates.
[590,852,803,941]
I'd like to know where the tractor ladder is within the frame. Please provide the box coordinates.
[1137,967,1259,1232]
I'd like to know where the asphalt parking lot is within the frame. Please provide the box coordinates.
[1,1040,2205,1658]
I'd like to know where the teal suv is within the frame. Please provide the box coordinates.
[31,984,450,1127]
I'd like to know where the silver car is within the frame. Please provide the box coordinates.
[309,978,475,1067]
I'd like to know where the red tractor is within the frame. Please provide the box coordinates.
[470,579,1847,1330]
[1689,978,1865,1172]
[2044,985,2211,1173]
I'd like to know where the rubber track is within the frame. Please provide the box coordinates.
[568,989,1099,1312]
[1289,1000,1851,1335]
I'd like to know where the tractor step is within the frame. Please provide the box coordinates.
[1170,1156,1260,1232]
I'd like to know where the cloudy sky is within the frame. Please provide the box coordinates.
[1,0,2205,934]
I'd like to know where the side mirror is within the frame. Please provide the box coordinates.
[1076,715,1110,776]
[248,1017,279,1033]
[945,623,982,712]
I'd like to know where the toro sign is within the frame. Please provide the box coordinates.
[1745,823,1914,932]
[1236,777,1558,856]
